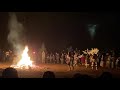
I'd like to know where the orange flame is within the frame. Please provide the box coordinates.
[11,46,33,69]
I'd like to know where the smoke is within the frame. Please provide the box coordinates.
[88,24,97,40]
[7,12,24,55]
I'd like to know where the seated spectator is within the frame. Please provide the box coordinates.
[81,74,93,79]
[98,72,112,80]
[43,71,55,78]
[72,73,82,78]
[2,67,18,78]
[73,73,93,79]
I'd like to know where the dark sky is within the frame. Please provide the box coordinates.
[0,12,120,51]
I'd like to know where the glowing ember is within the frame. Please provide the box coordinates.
[11,46,33,69]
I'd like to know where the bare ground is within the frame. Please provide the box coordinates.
[0,62,120,78]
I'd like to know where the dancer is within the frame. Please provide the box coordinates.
[69,52,74,71]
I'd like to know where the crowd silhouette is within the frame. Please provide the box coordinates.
[0,67,114,79]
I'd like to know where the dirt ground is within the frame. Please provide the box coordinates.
[0,62,120,78]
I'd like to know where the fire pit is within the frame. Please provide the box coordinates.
[10,46,39,70]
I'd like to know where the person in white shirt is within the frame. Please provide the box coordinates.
[115,57,120,69]
[106,55,111,68]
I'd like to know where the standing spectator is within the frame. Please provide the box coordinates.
[100,55,104,67]
[81,54,85,65]
[115,57,120,69]
[46,54,50,63]
[106,55,111,68]
[53,54,55,64]
[49,53,53,63]
[42,51,45,63]
[56,53,60,64]
[69,52,74,70]
[60,53,64,64]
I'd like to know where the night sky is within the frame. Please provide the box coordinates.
[0,12,120,51]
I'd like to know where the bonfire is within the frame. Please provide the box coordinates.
[11,46,33,69]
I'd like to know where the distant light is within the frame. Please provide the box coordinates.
[33,52,35,54]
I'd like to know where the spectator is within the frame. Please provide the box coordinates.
[2,67,18,78]
[99,72,112,80]
[43,71,55,78]
[72,73,82,78]
[73,73,93,79]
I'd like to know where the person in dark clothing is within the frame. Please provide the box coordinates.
[72,73,82,78]
[69,52,74,71]
[73,73,93,79]
[92,54,98,70]
[43,71,55,78]
[98,72,112,80]
[2,67,18,78]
